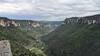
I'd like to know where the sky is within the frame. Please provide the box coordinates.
[0,0,100,21]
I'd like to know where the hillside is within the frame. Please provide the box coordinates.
[0,27,47,56]
[43,24,100,56]
[42,14,100,56]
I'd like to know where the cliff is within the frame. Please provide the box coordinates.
[0,17,20,27]
[65,14,100,24]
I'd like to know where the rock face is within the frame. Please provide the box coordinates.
[28,21,41,28]
[0,17,20,27]
[0,40,12,56]
[64,14,100,24]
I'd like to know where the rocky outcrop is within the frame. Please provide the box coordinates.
[65,14,100,24]
[28,21,41,28]
[0,17,20,27]
[0,40,12,56]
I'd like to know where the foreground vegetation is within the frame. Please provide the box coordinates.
[0,27,46,56]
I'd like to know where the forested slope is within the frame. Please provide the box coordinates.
[0,27,46,56]
[42,23,100,56]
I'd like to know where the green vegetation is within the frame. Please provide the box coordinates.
[30,47,46,56]
[42,24,100,56]
[0,27,46,56]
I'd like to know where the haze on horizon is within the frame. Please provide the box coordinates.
[0,0,100,21]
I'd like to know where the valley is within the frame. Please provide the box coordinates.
[0,17,62,56]
[1,14,100,56]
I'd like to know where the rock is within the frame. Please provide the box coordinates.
[0,40,12,56]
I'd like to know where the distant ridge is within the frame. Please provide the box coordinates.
[65,14,100,24]
[0,17,10,20]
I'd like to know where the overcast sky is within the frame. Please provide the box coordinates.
[0,0,100,21]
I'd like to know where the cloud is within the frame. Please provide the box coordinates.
[0,1,34,14]
[0,0,100,21]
